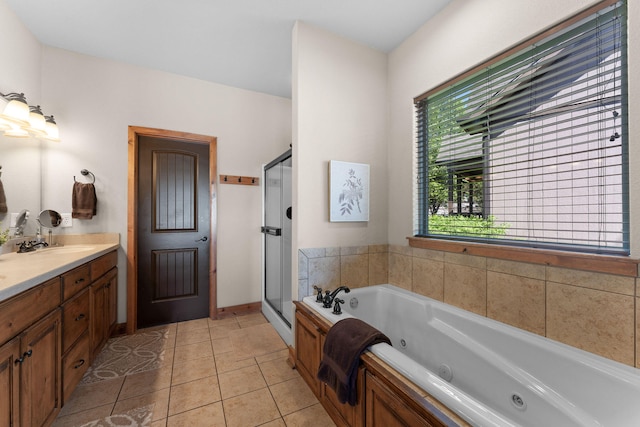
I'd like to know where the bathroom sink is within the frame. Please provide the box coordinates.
[29,245,96,255]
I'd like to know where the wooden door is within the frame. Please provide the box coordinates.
[0,337,20,427]
[137,136,211,328]
[20,310,61,427]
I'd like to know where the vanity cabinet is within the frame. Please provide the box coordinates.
[0,248,118,427]
[19,310,62,427]
[89,266,117,362]
[0,277,62,427]
[61,288,90,404]
[0,337,20,427]
[0,313,62,427]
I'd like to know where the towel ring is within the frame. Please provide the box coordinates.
[74,169,95,184]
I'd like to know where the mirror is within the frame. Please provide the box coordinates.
[0,134,42,235]
[38,209,62,228]
[14,209,29,236]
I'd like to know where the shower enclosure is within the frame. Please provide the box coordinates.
[261,149,292,343]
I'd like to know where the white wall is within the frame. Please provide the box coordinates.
[0,0,292,319]
[292,22,389,298]
[386,0,640,250]
[37,48,291,319]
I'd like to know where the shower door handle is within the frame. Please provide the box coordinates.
[261,226,282,236]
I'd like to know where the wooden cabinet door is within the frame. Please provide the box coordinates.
[0,337,20,427]
[89,278,107,362]
[20,310,62,427]
[365,372,435,427]
[105,269,118,336]
[295,310,322,397]
[321,365,365,427]
[89,267,118,362]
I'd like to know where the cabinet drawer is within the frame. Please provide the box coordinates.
[62,264,91,301]
[0,278,61,346]
[62,331,90,404]
[91,251,117,281]
[62,288,90,353]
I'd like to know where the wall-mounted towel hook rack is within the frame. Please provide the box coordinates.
[219,174,259,186]
[74,169,95,184]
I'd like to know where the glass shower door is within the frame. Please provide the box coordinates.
[263,150,292,326]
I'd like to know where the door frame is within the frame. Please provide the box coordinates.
[127,126,218,334]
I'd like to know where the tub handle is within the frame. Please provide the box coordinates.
[312,285,324,303]
[333,298,344,315]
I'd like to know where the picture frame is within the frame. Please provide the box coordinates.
[329,160,369,222]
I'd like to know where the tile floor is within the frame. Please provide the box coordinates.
[53,313,336,427]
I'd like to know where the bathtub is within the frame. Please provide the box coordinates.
[302,284,640,427]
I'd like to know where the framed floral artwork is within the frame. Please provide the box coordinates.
[329,160,369,222]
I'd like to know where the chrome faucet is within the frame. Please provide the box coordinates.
[323,286,350,308]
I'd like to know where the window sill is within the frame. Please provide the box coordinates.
[408,237,639,277]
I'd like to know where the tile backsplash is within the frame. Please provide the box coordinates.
[298,243,640,368]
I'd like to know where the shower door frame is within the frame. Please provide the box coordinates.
[262,149,293,328]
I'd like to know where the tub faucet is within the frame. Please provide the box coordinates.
[323,286,350,308]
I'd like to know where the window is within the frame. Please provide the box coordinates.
[415,0,628,255]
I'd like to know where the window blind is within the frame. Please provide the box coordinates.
[416,0,628,254]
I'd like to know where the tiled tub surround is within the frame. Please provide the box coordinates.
[299,243,640,368]
[297,245,389,299]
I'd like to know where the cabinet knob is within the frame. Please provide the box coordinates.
[14,355,23,365]
[75,313,86,321]
[74,359,85,369]
[23,350,32,359]
[75,278,85,285]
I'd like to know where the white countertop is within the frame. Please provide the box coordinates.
[0,233,120,302]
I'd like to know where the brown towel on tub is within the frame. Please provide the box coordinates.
[72,182,97,219]
[0,178,6,213]
[317,318,391,406]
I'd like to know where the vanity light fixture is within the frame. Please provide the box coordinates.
[3,123,29,138]
[28,105,47,136]
[0,90,60,140]
[0,92,30,126]
[0,98,8,130]
[44,115,60,142]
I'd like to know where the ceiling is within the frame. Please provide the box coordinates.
[6,0,451,98]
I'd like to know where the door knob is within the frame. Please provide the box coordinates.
[195,236,208,242]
